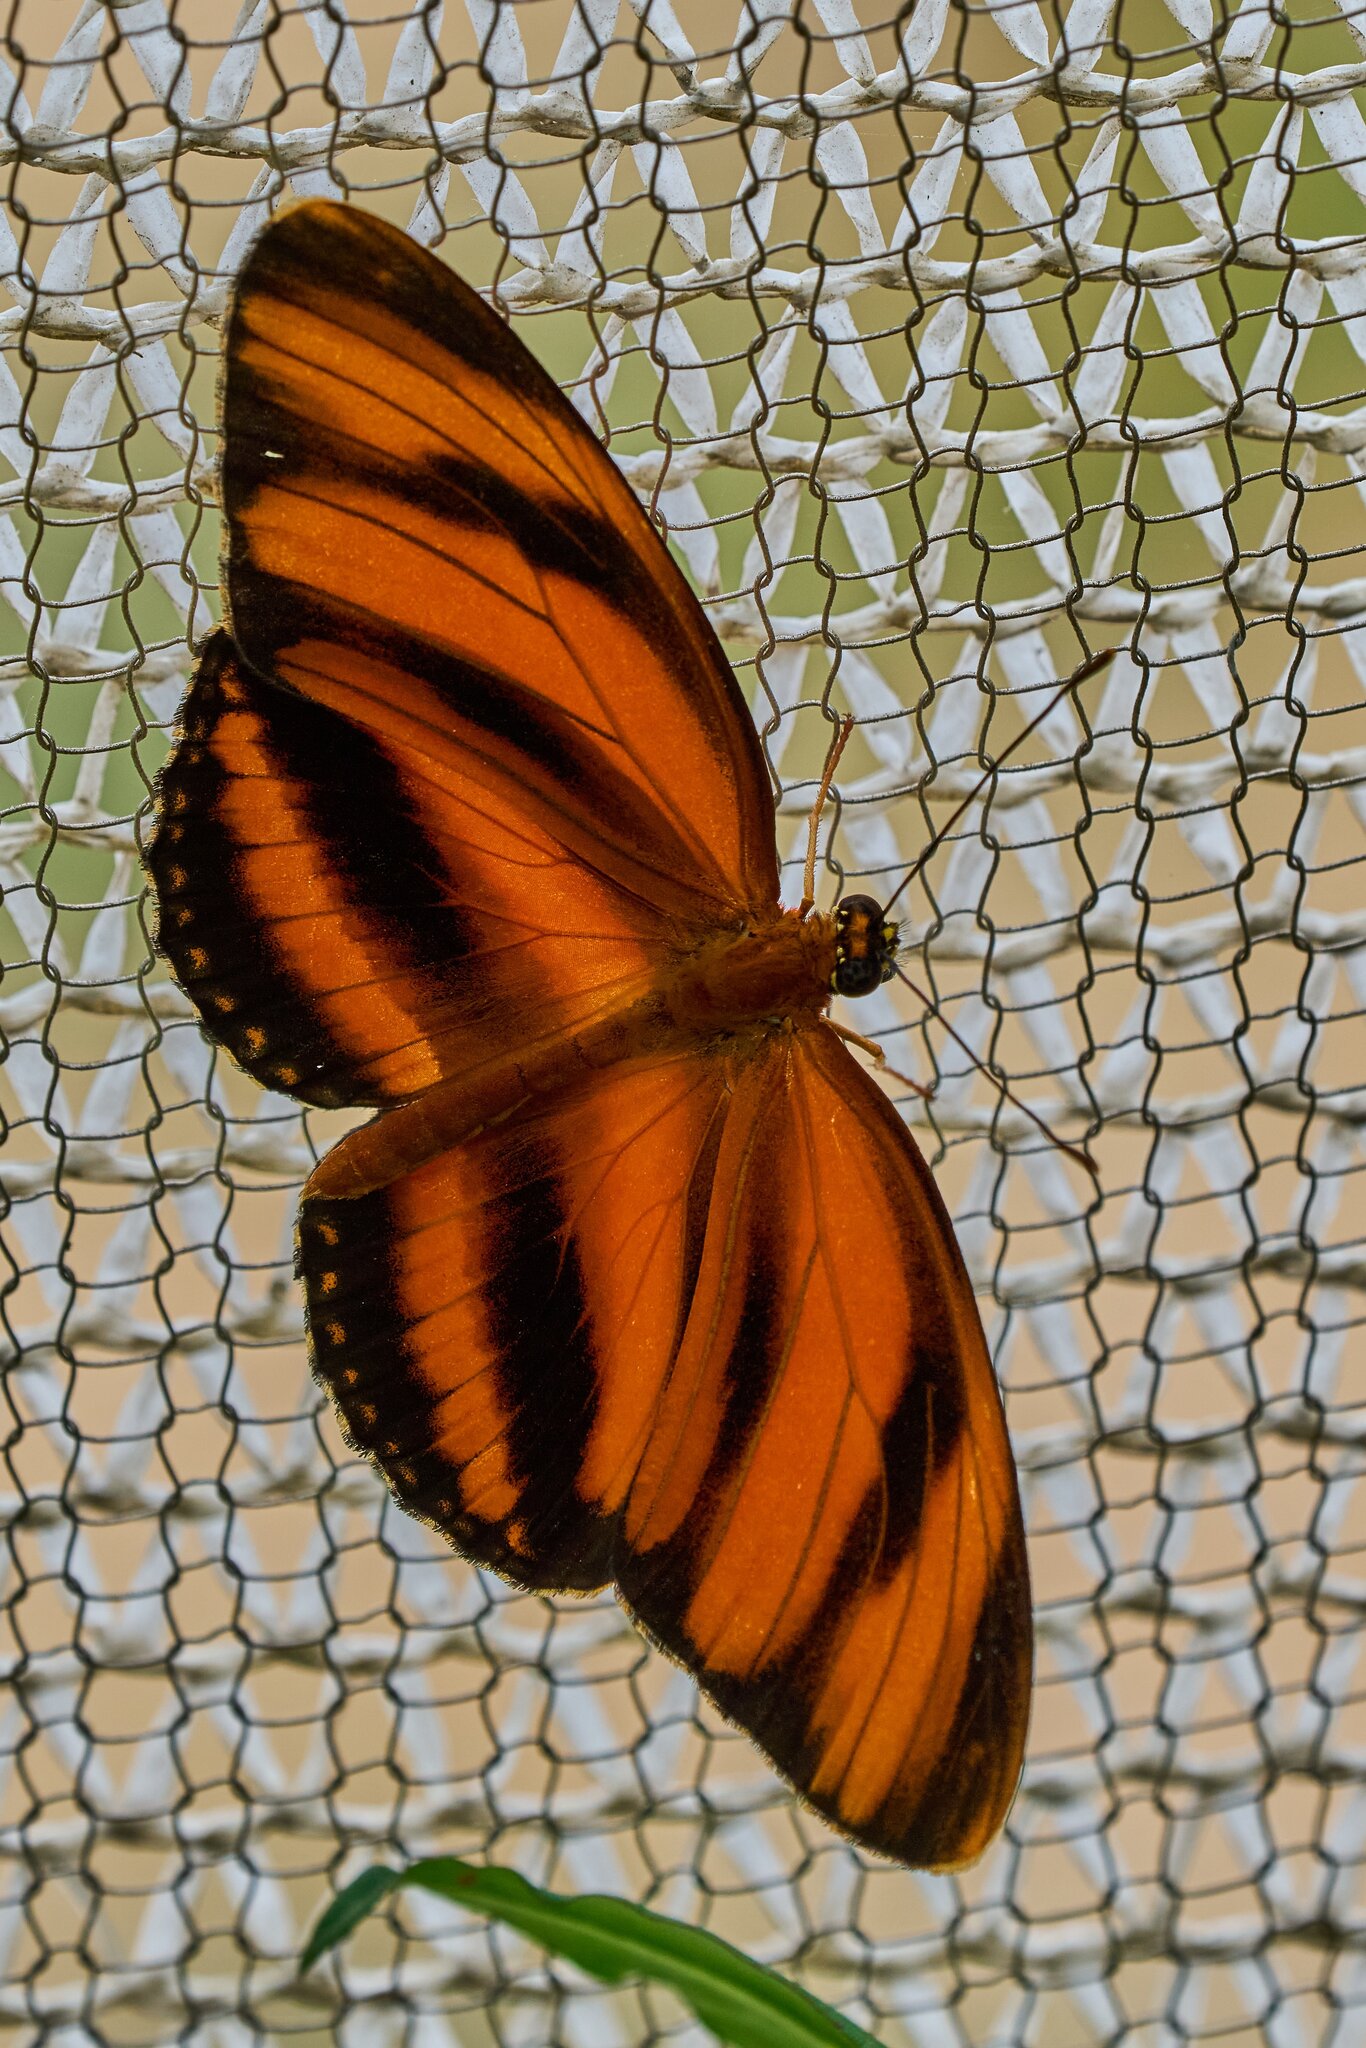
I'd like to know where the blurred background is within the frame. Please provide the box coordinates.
[0,1,1363,2042]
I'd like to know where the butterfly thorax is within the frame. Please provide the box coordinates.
[661,909,841,1037]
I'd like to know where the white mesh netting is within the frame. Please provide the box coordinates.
[1,0,1364,2042]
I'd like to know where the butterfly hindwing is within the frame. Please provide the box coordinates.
[151,630,488,1104]
[299,1047,733,1588]
[620,1026,1030,1868]
[299,1023,1029,1869]
[150,627,682,1106]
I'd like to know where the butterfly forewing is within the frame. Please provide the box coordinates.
[151,202,782,1108]
[149,199,1032,1870]
[222,203,778,917]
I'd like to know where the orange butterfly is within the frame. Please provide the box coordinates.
[148,201,1032,1868]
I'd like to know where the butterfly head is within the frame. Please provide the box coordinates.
[831,895,900,998]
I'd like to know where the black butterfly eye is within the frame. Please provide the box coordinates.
[831,895,899,999]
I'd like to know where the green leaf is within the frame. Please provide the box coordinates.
[300,1864,403,1974]
[304,1857,880,2048]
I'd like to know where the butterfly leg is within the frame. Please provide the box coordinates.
[824,1019,932,1099]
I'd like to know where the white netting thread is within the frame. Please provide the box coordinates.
[1,0,1363,2041]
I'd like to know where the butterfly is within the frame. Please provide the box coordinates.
[147,200,1032,1869]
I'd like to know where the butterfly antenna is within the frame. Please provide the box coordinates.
[881,646,1117,919]
[798,714,856,919]
[893,962,1099,1179]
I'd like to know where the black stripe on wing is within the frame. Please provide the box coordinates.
[149,631,482,1107]
[300,1133,618,1593]
[235,202,580,456]
[231,575,721,928]
[226,372,649,646]
[221,414,744,919]
[891,1511,1030,1864]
